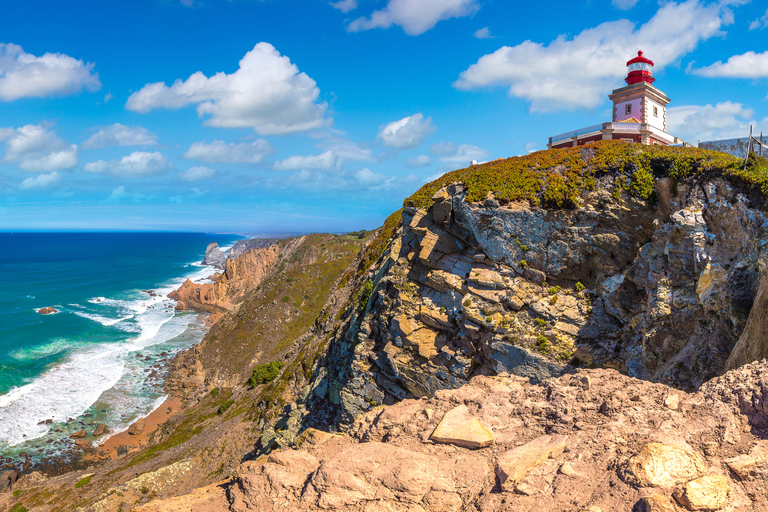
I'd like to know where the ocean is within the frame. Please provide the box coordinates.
[0,232,240,463]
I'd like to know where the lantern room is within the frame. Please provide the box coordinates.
[625,51,655,85]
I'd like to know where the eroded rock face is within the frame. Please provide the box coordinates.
[139,362,768,511]
[311,175,768,431]
[202,242,227,269]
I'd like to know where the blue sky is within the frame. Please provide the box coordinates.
[0,0,766,233]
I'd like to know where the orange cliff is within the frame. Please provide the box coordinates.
[169,237,305,313]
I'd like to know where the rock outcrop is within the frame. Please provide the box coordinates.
[202,242,228,269]
[135,362,768,511]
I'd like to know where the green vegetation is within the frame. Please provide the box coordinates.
[248,361,286,387]
[534,318,548,327]
[404,140,746,210]
[10,504,28,512]
[575,281,585,293]
[13,490,21,497]
[536,335,551,353]
[519,260,528,268]
[280,296,290,303]
[346,229,368,239]
[358,280,374,310]
[74,475,92,488]
[548,286,560,295]
[550,295,558,305]
[218,400,234,414]
[210,387,220,399]
[463,299,472,307]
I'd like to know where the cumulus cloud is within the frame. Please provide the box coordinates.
[0,123,78,172]
[269,168,414,192]
[455,0,734,111]
[473,27,492,39]
[667,101,765,141]
[315,136,374,162]
[692,51,768,78]
[0,43,101,101]
[348,0,480,36]
[331,0,357,13]
[19,171,61,190]
[84,151,172,178]
[432,141,490,164]
[404,155,431,167]
[182,139,274,164]
[126,43,329,135]
[378,113,435,149]
[82,123,158,149]
[612,0,641,10]
[179,166,216,181]
[273,150,344,171]
[750,8,768,30]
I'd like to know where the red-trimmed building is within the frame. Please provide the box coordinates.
[547,51,688,149]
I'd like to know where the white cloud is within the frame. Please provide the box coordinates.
[82,124,158,149]
[109,186,127,200]
[667,101,765,141]
[432,141,490,164]
[455,0,733,111]
[104,92,114,103]
[0,43,101,101]
[315,136,374,161]
[182,139,274,164]
[126,42,329,135]
[331,0,357,13]
[378,113,436,149]
[274,150,344,171]
[0,123,78,172]
[84,151,172,178]
[19,171,61,190]
[524,142,539,153]
[269,167,414,192]
[179,166,215,181]
[749,8,768,30]
[692,51,768,78]
[348,0,480,36]
[612,0,640,10]
[404,155,431,167]
[473,27,492,39]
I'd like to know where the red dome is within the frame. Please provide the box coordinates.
[625,50,654,85]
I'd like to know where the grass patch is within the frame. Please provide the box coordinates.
[247,361,286,387]
[218,400,234,414]
[10,504,29,512]
[404,140,745,211]
[74,475,92,488]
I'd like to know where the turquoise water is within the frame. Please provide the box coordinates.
[0,232,240,461]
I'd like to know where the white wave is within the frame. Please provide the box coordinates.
[10,338,80,361]
[74,311,134,327]
[95,394,168,446]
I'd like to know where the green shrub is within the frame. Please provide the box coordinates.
[281,296,290,303]
[536,335,551,353]
[463,299,472,307]
[575,281,585,293]
[359,280,374,310]
[218,400,234,414]
[550,295,558,305]
[519,260,528,269]
[210,388,220,399]
[12,490,21,497]
[10,504,29,512]
[548,286,560,295]
[534,318,547,327]
[75,475,92,488]
[247,361,286,387]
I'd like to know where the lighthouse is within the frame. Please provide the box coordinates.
[548,51,686,149]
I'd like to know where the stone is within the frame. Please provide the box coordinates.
[74,439,92,449]
[696,263,726,303]
[432,188,453,224]
[116,445,129,457]
[128,418,145,435]
[664,395,680,410]
[70,429,87,439]
[38,306,58,315]
[559,461,579,477]
[672,475,729,511]
[636,494,677,512]
[724,443,768,481]
[0,469,18,492]
[93,423,106,436]
[201,241,227,269]
[618,443,706,488]
[430,404,494,449]
[496,434,567,492]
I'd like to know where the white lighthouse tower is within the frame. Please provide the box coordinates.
[548,51,686,149]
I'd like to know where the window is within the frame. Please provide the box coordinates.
[625,105,631,115]
[653,106,658,117]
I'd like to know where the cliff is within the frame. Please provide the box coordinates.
[6,141,768,512]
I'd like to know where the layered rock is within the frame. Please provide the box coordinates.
[202,242,228,269]
[137,362,768,511]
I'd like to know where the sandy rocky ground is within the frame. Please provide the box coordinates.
[131,359,768,512]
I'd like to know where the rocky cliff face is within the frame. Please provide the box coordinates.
[202,242,228,269]
[133,361,768,512]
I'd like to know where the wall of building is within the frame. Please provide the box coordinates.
[644,98,666,132]
[614,98,643,122]
[699,137,763,158]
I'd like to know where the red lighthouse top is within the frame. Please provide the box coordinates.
[625,50,654,85]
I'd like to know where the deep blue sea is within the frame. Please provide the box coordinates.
[0,232,240,461]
